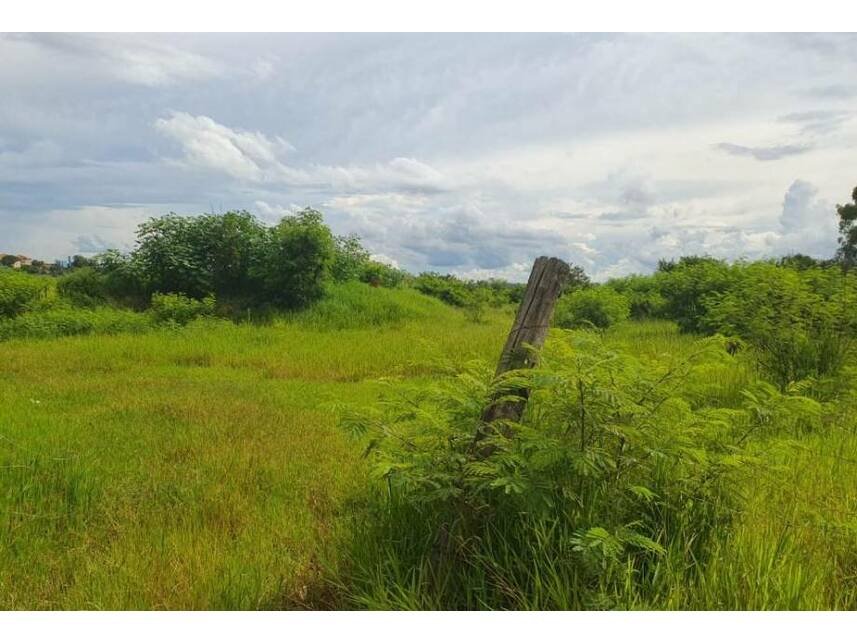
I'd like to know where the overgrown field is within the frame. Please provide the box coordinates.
[2,288,857,609]
[0,289,508,609]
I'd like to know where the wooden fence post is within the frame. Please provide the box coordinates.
[477,256,570,439]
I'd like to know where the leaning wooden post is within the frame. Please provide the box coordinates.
[476,256,570,442]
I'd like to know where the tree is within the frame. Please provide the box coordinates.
[251,208,335,308]
[132,210,266,298]
[0,255,18,268]
[836,186,857,273]
[563,263,591,292]
[331,234,371,282]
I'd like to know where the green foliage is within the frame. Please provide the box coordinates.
[93,249,148,307]
[339,331,756,609]
[703,262,854,388]
[57,267,109,307]
[413,273,524,310]
[251,208,335,309]
[0,303,152,341]
[836,186,857,273]
[656,257,738,333]
[331,234,371,282]
[0,268,49,318]
[554,286,630,329]
[134,210,267,299]
[607,274,666,320]
[413,272,473,307]
[149,292,216,326]
[289,282,447,330]
[359,260,407,288]
[563,263,592,293]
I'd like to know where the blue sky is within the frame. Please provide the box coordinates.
[1,32,856,280]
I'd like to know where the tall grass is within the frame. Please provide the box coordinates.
[1,282,857,609]
[0,292,508,609]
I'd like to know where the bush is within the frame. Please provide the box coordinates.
[360,261,407,288]
[656,257,738,333]
[339,331,761,609]
[703,263,853,388]
[331,234,371,282]
[133,210,268,299]
[149,293,216,326]
[607,274,666,320]
[251,208,335,309]
[57,267,109,307]
[0,268,49,318]
[412,273,472,307]
[553,286,630,329]
[0,304,152,341]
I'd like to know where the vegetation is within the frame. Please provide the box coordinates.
[0,268,50,317]
[3,187,857,610]
[554,285,631,329]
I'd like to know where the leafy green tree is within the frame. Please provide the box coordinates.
[251,208,335,308]
[563,263,591,292]
[133,214,211,297]
[553,286,630,329]
[0,255,18,268]
[656,256,738,333]
[331,234,372,282]
[836,186,857,273]
[132,210,267,299]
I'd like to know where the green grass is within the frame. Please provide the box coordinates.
[0,291,508,609]
[2,290,857,609]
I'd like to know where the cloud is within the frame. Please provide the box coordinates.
[778,110,852,135]
[3,33,223,87]
[155,112,296,182]
[2,34,857,277]
[155,111,448,193]
[715,142,813,161]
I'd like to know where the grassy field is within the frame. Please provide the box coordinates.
[2,288,857,609]
[0,289,509,609]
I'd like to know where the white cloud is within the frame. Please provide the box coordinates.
[1,33,223,87]
[155,111,448,193]
[3,34,857,276]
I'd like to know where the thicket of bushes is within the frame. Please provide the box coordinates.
[339,330,817,608]
[0,268,50,317]
[554,286,630,329]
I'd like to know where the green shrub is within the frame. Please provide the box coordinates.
[412,273,524,309]
[133,210,267,299]
[0,268,49,318]
[554,286,630,329]
[607,274,666,320]
[56,267,109,307]
[360,261,408,288]
[0,304,151,341]
[331,234,371,282]
[251,208,335,309]
[413,273,472,307]
[656,257,738,333]
[339,331,760,609]
[703,263,853,388]
[149,293,216,326]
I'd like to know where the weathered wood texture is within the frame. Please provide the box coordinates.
[479,256,570,429]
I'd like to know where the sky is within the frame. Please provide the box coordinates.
[1,32,856,281]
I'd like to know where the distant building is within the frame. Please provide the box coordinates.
[0,253,34,269]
